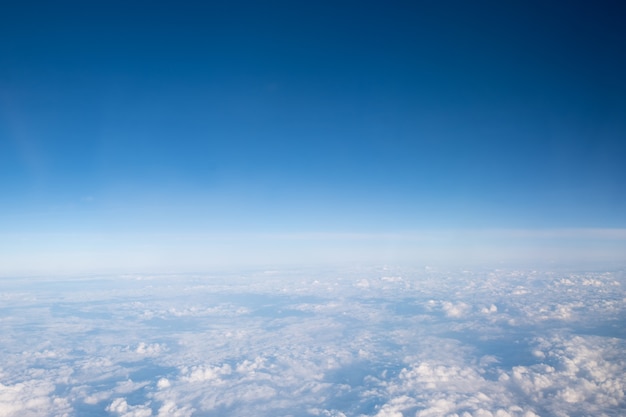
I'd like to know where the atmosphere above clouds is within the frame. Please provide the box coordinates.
[1,0,625,272]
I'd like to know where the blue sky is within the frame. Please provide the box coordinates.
[1,1,625,272]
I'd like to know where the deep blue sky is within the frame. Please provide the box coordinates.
[1,1,625,271]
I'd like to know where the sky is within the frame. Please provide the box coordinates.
[1,0,625,273]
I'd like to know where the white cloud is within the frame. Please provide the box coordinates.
[0,267,624,416]
[134,342,167,356]
[156,378,171,390]
[442,301,472,318]
[481,304,498,314]
[309,408,348,417]
[156,401,193,417]
[373,395,417,417]
[179,364,232,383]
[106,398,152,417]
[0,380,70,417]
[372,333,626,417]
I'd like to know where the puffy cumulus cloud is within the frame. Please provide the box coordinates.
[442,302,473,318]
[83,379,150,406]
[373,395,417,417]
[199,383,277,410]
[398,362,486,392]
[235,356,267,378]
[371,357,523,417]
[415,398,462,417]
[503,335,626,415]
[156,362,255,410]
[179,364,232,383]
[106,398,152,417]
[156,401,193,417]
[481,304,498,314]
[532,302,584,321]
[152,353,334,414]
[0,379,70,417]
[84,391,112,405]
[134,342,167,357]
[309,408,348,417]
[424,300,473,319]
[368,333,626,417]
[156,378,171,389]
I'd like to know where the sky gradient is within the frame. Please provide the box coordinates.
[1,1,625,273]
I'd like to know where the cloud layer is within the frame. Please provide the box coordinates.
[0,267,624,416]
